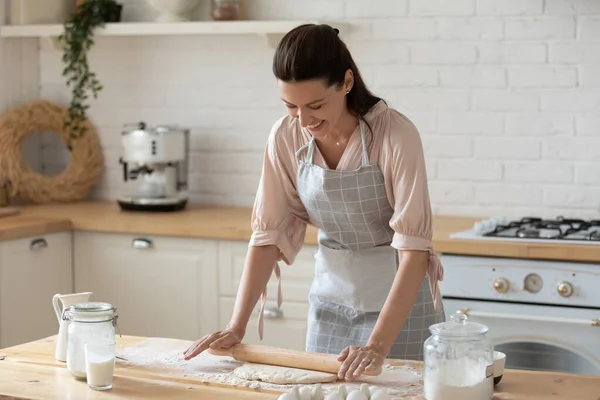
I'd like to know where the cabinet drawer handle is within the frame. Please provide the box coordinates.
[132,238,153,249]
[30,238,47,250]
[264,307,284,319]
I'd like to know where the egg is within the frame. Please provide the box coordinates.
[277,392,299,400]
[312,385,325,400]
[298,387,313,400]
[346,390,368,400]
[359,383,371,398]
[369,389,391,400]
[337,384,348,398]
[324,392,344,400]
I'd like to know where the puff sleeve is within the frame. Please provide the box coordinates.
[249,117,308,265]
[382,110,444,310]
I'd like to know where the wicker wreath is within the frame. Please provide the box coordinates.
[0,100,104,204]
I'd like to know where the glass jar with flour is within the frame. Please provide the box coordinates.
[63,302,119,380]
[423,313,494,400]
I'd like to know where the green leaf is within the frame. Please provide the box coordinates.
[60,0,119,137]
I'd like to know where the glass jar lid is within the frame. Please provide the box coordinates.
[429,313,489,337]
[63,302,117,323]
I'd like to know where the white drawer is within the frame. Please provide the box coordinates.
[218,241,316,302]
[219,296,309,351]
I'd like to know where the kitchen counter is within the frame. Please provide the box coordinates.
[0,213,72,242]
[1,335,599,400]
[0,336,277,399]
[0,201,599,262]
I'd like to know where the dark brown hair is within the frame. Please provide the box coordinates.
[272,23,383,120]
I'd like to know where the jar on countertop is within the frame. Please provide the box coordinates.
[63,302,119,380]
[212,0,240,20]
[423,313,494,400]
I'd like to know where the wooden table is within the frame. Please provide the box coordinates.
[1,335,599,399]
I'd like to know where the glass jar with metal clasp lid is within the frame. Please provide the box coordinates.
[423,313,494,400]
[63,302,120,380]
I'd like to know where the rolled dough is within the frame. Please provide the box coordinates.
[233,363,339,385]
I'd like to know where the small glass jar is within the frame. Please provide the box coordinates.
[423,313,494,400]
[212,0,240,21]
[63,302,119,380]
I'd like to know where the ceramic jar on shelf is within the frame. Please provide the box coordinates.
[211,0,240,20]
[148,0,201,22]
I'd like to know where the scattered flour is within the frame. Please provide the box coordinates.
[116,338,425,399]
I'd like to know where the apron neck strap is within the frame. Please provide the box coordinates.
[359,119,369,167]
[303,118,369,166]
[306,137,316,164]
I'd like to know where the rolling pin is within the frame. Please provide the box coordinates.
[208,344,383,376]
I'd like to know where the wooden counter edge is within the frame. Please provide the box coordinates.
[1,202,600,263]
[0,218,72,242]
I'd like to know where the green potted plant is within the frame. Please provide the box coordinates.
[58,0,122,139]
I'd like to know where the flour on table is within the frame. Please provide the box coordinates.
[233,363,338,384]
[117,338,425,399]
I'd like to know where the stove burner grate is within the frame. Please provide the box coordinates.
[484,216,600,241]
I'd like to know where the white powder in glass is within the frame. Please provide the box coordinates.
[424,357,492,400]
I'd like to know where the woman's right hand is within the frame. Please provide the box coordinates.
[183,326,244,360]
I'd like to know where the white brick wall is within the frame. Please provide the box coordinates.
[35,0,600,218]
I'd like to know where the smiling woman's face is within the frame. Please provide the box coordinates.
[278,73,353,139]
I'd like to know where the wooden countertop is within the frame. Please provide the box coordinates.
[0,336,279,399]
[1,201,599,262]
[1,335,599,399]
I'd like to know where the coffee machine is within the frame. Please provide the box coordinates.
[117,122,190,212]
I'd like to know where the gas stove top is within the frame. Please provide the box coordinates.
[450,216,600,244]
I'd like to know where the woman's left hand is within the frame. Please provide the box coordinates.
[337,345,385,381]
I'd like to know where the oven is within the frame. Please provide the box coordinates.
[439,254,600,376]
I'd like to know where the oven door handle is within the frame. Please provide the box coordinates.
[457,308,600,327]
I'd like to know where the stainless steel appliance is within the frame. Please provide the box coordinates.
[441,216,600,376]
[118,122,189,212]
[452,216,600,243]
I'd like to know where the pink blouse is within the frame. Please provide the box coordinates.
[249,100,444,323]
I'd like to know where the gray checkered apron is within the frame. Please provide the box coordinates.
[295,119,445,361]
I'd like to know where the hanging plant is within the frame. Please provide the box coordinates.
[58,0,122,139]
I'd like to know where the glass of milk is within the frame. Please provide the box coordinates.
[84,341,116,390]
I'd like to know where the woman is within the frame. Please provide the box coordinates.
[183,23,445,381]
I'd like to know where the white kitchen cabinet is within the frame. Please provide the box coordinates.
[74,232,219,341]
[0,231,73,348]
[218,240,317,351]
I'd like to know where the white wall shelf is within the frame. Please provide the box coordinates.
[0,20,345,48]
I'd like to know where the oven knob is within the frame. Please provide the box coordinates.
[557,281,574,298]
[493,278,510,293]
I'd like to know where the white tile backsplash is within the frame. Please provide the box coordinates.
[21,0,600,218]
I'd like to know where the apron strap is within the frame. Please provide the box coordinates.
[306,138,316,164]
[295,140,312,163]
[428,252,445,311]
[359,119,369,167]
[257,261,283,340]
